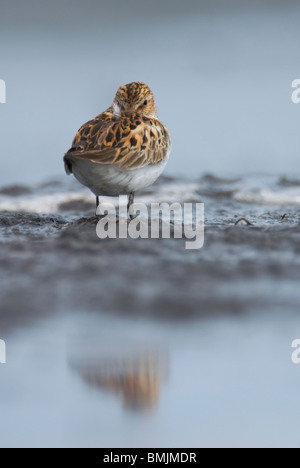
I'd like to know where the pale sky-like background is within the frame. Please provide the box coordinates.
[0,0,300,185]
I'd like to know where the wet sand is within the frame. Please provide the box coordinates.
[0,174,299,447]
[1,175,300,333]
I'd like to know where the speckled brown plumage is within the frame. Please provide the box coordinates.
[64,82,171,173]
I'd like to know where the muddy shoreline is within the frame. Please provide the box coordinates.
[1,175,300,448]
[1,209,300,335]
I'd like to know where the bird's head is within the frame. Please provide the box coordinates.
[113,82,158,119]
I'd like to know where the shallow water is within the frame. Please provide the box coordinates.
[0,311,299,448]
[0,174,300,447]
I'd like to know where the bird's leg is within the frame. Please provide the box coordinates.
[127,192,135,220]
[96,196,100,214]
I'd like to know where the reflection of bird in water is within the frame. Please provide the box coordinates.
[70,352,168,411]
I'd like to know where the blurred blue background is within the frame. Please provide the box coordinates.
[1,1,300,449]
[0,0,300,185]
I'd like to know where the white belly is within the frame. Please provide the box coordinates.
[70,157,169,196]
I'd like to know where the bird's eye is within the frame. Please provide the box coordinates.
[144,100,147,106]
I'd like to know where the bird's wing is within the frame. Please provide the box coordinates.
[64,112,171,172]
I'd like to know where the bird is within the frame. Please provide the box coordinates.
[64,82,171,215]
